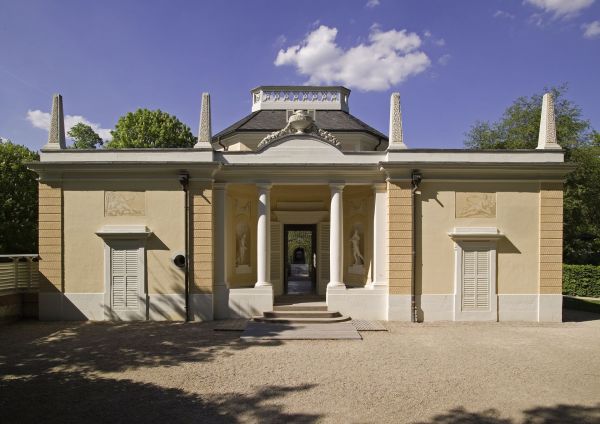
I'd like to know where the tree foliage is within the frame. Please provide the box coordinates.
[107,109,195,148]
[465,85,591,151]
[68,123,103,149]
[563,145,600,264]
[0,142,39,253]
[464,86,599,264]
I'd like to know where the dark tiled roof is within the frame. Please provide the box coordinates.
[213,110,387,141]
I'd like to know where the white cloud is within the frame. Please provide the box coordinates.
[366,0,380,8]
[438,54,451,66]
[26,110,112,140]
[524,0,595,18]
[493,10,515,19]
[274,25,431,91]
[582,20,600,38]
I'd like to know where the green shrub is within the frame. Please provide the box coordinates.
[563,264,600,297]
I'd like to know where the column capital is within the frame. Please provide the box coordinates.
[213,182,228,190]
[373,183,387,193]
[256,182,273,191]
[329,182,346,192]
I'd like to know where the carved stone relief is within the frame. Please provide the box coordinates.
[234,199,251,274]
[105,191,145,216]
[455,192,496,218]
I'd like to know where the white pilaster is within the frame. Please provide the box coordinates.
[255,183,272,287]
[388,92,407,150]
[369,183,388,288]
[328,183,345,288]
[536,92,561,150]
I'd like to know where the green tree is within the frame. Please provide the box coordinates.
[563,145,600,265]
[465,86,599,264]
[465,85,591,151]
[67,123,103,149]
[0,142,39,253]
[107,109,195,148]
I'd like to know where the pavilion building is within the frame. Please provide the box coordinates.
[30,86,569,322]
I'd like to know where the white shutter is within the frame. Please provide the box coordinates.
[270,223,282,287]
[318,223,330,295]
[462,248,490,311]
[111,247,139,311]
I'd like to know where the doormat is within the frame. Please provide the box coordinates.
[213,319,248,331]
[351,320,388,331]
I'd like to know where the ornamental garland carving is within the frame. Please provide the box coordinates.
[257,110,339,150]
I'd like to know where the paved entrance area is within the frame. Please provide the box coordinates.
[1,310,599,423]
[241,322,361,340]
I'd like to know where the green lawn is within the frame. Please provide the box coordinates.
[563,296,600,314]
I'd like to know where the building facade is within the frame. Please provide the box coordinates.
[30,86,570,322]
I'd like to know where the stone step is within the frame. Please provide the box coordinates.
[264,310,341,319]
[273,304,328,312]
[252,315,351,324]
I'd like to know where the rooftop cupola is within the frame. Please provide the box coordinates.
[251,86,350,112]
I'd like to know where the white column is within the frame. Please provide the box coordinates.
[370,183,388,288]
[255,183,272,287]
[328,183,345,288]
[213,183,227,287]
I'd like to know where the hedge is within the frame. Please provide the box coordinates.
[563,264,600,298]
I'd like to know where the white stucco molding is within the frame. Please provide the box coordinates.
[251,86,350,112]
[95,225,152,239]
[448,227,504,241]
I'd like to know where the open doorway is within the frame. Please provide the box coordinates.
[284,224,317,295]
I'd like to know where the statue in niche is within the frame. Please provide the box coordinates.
[351,230,365,266]
[237,231,248,266]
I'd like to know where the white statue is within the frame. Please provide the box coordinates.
[351,230,364,266]
[238,232,247,266]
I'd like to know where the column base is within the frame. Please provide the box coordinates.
[254,281,272,288]
[366,281,388,289]
[229,286,273,318]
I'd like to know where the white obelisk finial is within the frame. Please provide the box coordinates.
[388,92,407,150]
[536,92,561,150]
[42,94,66,150]
[195,92,213,149]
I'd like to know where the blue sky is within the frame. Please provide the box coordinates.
[1,0,599,151]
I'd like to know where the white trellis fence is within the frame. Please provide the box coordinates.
[0,255,39,292]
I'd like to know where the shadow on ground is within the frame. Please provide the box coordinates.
[0,321,320,423]
[563,307,600,322]
[0,371,318,423]
[416,404,600,424]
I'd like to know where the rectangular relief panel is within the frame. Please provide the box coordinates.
[105,191,145,216]
[455,192,496,218]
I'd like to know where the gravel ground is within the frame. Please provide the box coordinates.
[1,310,599,424]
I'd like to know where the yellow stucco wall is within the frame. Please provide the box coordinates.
[63,180,186,294]
[388,181,413,295]
[539,182,563,294]
[38,182,63,293]
[416,181,540,295]
[191,183,213,294]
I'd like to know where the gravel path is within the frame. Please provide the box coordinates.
[1,311,599,423]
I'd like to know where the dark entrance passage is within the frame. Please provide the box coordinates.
[284,225,316,295]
